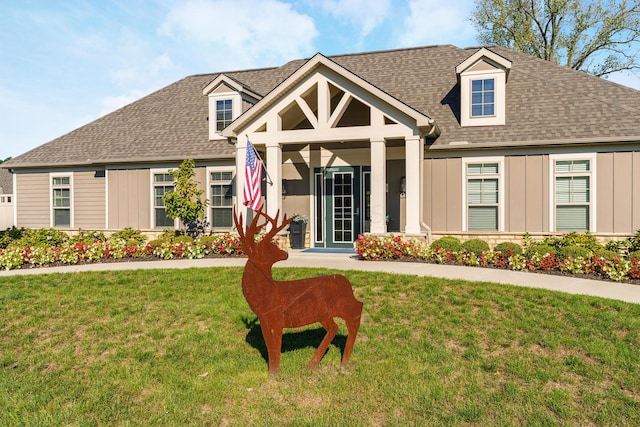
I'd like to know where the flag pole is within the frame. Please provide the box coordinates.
[246,135,273,185]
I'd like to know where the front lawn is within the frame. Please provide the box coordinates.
[1,267,639,425]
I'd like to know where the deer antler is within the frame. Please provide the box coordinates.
[258,208,293,241]
[233,205,272,256]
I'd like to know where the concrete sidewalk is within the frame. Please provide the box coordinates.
[2,250,639,304]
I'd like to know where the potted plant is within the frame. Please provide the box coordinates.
[289,214,308,249]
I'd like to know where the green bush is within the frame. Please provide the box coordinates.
[542,231,603,253]
[69,230,106,244]
[0,227,26,248]
[432,236,462,252]
[13,228,69,248]
[628,229,640,253]
[462,238,490,256]
[110,227,147,246]
[629,250,640,261]
[524,243,557,258]
[557,245,591,259]
[493,242,523,256]
[594,249,620,261]
[173,235,194,244]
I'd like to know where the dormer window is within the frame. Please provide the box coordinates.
[456,48,511,128]
[216,99,233,131]
[471,79,495,117]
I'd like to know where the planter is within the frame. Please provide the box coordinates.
[289,220,307,249]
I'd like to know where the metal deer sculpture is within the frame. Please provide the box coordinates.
[234,206,363,374]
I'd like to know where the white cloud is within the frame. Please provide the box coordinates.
[318,0,392,38]
[397,0,477,48]
[160,0,318,69]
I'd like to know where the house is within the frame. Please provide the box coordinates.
[0,168,14,230]
[3,44,640,248]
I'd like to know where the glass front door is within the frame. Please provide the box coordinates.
[314,166,369,248]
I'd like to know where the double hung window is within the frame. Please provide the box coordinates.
[216,99,233,131]
[471,79,495,117]
[554,159,591,231]
[153,173,174,228]
[464,159,503,231]
[210,171,234,229]
[52,176,71,227]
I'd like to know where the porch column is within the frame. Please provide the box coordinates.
[265,141,283,221]
[405,136,422,235]
[370,138,387,234]
[235,141,248,222]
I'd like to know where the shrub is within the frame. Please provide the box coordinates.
[542,231,603,253]
[432,236,462,252]
[524,243,557,258]
[14,228,69,248]
[558,245,591,260]
[493,242,523,256]
[173,235,194,244]
[110,227,147,246]
[69,230,106,244]
[628,250,640,261]
[594,250,620,261]
[0,227,26,248]
[628,229,640,253]
[462,238,490,256]
[605,239,631,256]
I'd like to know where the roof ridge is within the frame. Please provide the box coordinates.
[326,44,460,61]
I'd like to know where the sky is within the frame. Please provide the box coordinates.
[2,0,640,161]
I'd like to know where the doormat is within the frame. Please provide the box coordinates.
[301,248,357,254]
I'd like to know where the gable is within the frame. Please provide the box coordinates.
[222,53,438,144]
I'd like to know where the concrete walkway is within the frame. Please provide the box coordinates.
[2,250,639,304]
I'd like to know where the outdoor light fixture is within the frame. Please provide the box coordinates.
[400,176,406,193]
[282,179,288,196]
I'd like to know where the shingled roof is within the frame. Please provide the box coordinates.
[6,44,640,168]
[0,168,12,194]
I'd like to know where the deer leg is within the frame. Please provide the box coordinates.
[259,320,282,374]
[308,318,338,370]
[341,301,363,366]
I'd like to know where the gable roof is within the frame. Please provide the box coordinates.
[6,44,640,169]
[0,167,13,194]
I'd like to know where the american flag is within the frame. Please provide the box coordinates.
[243,139,262,210]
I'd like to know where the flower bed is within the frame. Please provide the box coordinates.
[355,234,640,284]
[0,228,244,271]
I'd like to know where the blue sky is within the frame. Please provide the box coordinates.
[2,0,639,161]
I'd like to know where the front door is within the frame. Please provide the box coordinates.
[314,166,369,248]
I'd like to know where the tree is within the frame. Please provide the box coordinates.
[470,0,640,77]
[162,159,209,238]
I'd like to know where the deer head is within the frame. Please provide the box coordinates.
[233,205,293,266]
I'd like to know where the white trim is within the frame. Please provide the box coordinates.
[548,153,597,232]
[13,172,17,228]
[104,169,109,229]
[49,172,74,228]
[206,166,236,231]
[460,70,506,127]
[149,168,178,230]
[461,156,505,232]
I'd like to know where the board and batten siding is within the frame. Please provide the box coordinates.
[505,155,548,233]
[73,170,106,229]
[15,172,49,228]
[423,157,463,232]
[596,151,640,234]
[107,169,151,230]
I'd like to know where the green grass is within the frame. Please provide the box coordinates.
[1,267,639,426]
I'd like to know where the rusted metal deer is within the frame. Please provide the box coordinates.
[233,206,363,374]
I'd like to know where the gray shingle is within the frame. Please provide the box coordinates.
[6,44,640,169]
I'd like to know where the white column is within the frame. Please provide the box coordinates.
[266,141,282,220]
[235,140,248,224]
[405,136,422,234]
[370,138,387,234]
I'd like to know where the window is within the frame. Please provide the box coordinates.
[52,175,71,227]
[463,158,504,232]
[466,163,499,231]
[216,99,233,131]
[153,173,174,228]
[210,171,234,229]
[471,79,495,117]
[553,159,592,231]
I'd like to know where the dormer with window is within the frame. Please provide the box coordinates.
[456,48,511,127]
[203,75,262,140]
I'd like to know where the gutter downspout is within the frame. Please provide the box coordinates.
[418,123,438,245]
